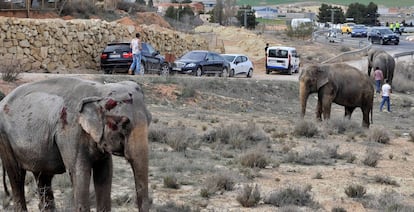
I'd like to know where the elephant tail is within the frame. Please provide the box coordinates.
[3,166,9,197]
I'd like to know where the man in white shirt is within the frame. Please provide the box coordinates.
[128,33,142,75]
[380,79,392,112]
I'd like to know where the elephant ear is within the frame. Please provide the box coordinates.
[78,97,104,143]
[316,66,329,89]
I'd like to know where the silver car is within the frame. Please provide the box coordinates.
[221,54,254,78]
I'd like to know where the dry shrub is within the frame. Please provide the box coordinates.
[148,124,197,152]
[154,202,192,212]
[331,207,347,212]
[60,0,98,18]
[362,189,414,211]
[409,130,414,142]
[369,127,390,144]
[236,184,261,207]
[293,121,318,137]
[201,172,236,198]
[264,185,316,207]
[163,175,180,189]
[363,149,381,167]
[344,184,366,198]
[325,118,362,135]
[240,151,268,168]
[393,61,414,93]
[284,144,339,165]
[202,122,269,149]
[0,57,23,82]
[373,175,399,187]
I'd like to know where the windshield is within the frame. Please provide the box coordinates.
[222,55,236,62]
[181,51,207,60]
[378,28,393,34]
[268,49,288,58]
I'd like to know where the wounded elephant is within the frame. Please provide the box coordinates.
[0,77,151,211]
[299,63,374,128]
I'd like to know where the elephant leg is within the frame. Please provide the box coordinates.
[321,94,334,120]
[362,107,370,128]
[6,166,27,211]
[93,156,112,211]
[345,107,356,119]
[316,97,323,121]
[34,172,56,210]
[71,159,92,211]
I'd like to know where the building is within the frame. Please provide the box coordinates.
[253,6,278,19]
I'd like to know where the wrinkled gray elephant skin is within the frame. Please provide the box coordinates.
[367,48,395,85]
[0,77,151,211]
[299,63,374,128]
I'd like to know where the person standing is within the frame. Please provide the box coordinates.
[265,43,269,67]
[128,32,142,75]
[374,67,383,94]
[380,79,392,112]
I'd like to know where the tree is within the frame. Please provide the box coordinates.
[345,2,378,25]
[148,0,153,8]
[165,6,177,20]
[136,0,146,5]
[213,0,224,25]
[317,3,345,24]
[236,5,256,29]
[222,0,237,25]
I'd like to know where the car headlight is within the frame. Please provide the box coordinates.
[185,63,196,68]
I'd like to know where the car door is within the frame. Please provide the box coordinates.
[141,43,160,72]
[234,56,244,75]
[371,29,379,43]
[203,53,215,72]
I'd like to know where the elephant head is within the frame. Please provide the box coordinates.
[299,64,329,117]
[77,81,152,210]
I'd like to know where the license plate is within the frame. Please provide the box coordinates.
[109,54,121,58]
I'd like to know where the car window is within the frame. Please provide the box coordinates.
[105,44,130,52]
[291,50,297,57]
[207,53,215,61]
[235,56,242,63]
[241,56,247,62]
[144,43,156,55]
[182,51,207,60]
[223,55,235,62]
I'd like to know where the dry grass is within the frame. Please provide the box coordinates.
[0,57,23,82]
[236,184,261,207]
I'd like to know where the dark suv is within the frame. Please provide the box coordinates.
[100,42,170,75]
[368,27,399,45]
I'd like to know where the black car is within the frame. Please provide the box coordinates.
[171,50,230,77]
[368,27,399,45]
[100,42,170,75]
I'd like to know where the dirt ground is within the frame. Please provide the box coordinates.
[0,14,414,212]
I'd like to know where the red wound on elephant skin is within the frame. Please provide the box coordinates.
[60,107,68,127]
[105,99,117,111]
[106,116,118,131]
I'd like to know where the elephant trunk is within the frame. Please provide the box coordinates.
[125,123,149,211]
[299,81,309,118]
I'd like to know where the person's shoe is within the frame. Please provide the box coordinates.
[128,69,133,75]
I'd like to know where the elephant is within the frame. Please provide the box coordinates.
[367,48,395,85]
[299,63,374,128]
[0,77,152,211]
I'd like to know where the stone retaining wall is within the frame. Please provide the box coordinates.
[0,17,208,72]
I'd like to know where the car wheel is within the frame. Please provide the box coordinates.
[140,61,146,75]
[221,67,228,77]
[195,67,202,77]
[394,42,399,45]
[247,68,253,78]
[229,69,235,77]
[160,63,170,76]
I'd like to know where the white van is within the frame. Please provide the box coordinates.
[266,46,300,75]
[291,18,312,29]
